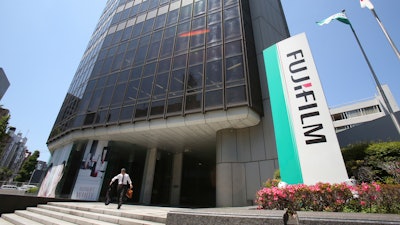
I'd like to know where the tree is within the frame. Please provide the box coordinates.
[0,114,9,139]
[0,114,10,156]
[341,141,400,184]
[15,150,40,182]
[0,167,12,181]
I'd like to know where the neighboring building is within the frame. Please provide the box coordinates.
[330,84,399,133]
[0,127,30,178]
[0,107,9,118]
[28,160,48,184]
[0,68,10,101]
[336,110,400,147]
[44,0,290,207]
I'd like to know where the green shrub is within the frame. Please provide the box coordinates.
[26,186,39,193]
[341,141,400,184]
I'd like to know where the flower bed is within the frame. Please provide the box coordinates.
[255,179,400,214]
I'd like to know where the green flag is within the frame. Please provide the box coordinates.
[316,12,350,26]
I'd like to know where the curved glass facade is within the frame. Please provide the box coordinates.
[48,0,262,142]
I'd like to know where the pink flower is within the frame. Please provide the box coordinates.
[372,182,381,192]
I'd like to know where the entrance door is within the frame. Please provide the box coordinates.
[100,142,146,203]
[180,149,216,207]
[151,151,173,205]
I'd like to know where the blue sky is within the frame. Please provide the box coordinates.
[0,0,399,162]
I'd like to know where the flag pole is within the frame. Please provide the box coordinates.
[369,8,400,60]
[344,10,400,136]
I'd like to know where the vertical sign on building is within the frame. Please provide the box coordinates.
[263,33,348,185]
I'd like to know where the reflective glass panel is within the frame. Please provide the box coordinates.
[157,58,171,73]
[207,23,222,44]
[224,0,238,6]
[107,108,120,123]
[130,66,143,80]
[129,5,140,18]
[143,62,157,77]
[173,54,187,69]
[154,14,167,30]
[120,105,134,121]
[224,18,241,40]
[226,55,244,83]
[187,65,203,91]
[208,0,221,11]
[185,92,202,111]
[122,26,133,41]
[189,49,204,66]
[110,83,127,107]
[99,86,113,108]
[138,76,154,99]
[226,85,247,105]
[160,37,174,58]
[205,90,223,108]
[139,0,150,13]
[225,40,242,57]
[153,72,169,98]
[207,12,221,25]
[150,100,165,116]
[94,110,108,125]
[111,53,124,71]
[142,18,155,34]
[169,69,186,95]
[205,60,222,89]
[166,9,179,25]
[224,7,239,20]
[135,102,149,118]
[147,42,161,61]
[131,22,144,39]
[207,45,222,61]
[179,4,192,22]
[194,0,206,16]
[167,97,183,114]
[124,79,140,104]
[117,69,130,83]
[134,45,148,65]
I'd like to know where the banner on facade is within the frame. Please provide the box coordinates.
[71,140,109,201]
[38,144,72,198]
[263,33,348,185]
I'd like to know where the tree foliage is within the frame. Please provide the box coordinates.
[0,114,10,155]
[0,114,10,139]
[0,167,12,181]
[15,150,40,182]
[341,142,400,184]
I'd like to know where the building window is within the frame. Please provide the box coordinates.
[363,105,381,115]
[345,109,362,119]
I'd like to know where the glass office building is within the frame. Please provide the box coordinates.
[43,0,289,207]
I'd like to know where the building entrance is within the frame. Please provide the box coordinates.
[180,149,216,207]
[99,143,216,207]
[151,151,173,205]
[100,142,146,203]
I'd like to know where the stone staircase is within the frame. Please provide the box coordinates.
[0,202,177,225]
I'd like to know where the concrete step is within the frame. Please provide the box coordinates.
[15,210,78,225]
[24,207,113,225]
[0,217,16,225]
[47,202,167,224]
[1,213,43,225]
[32,205,163,225]
[0,202,167,225]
